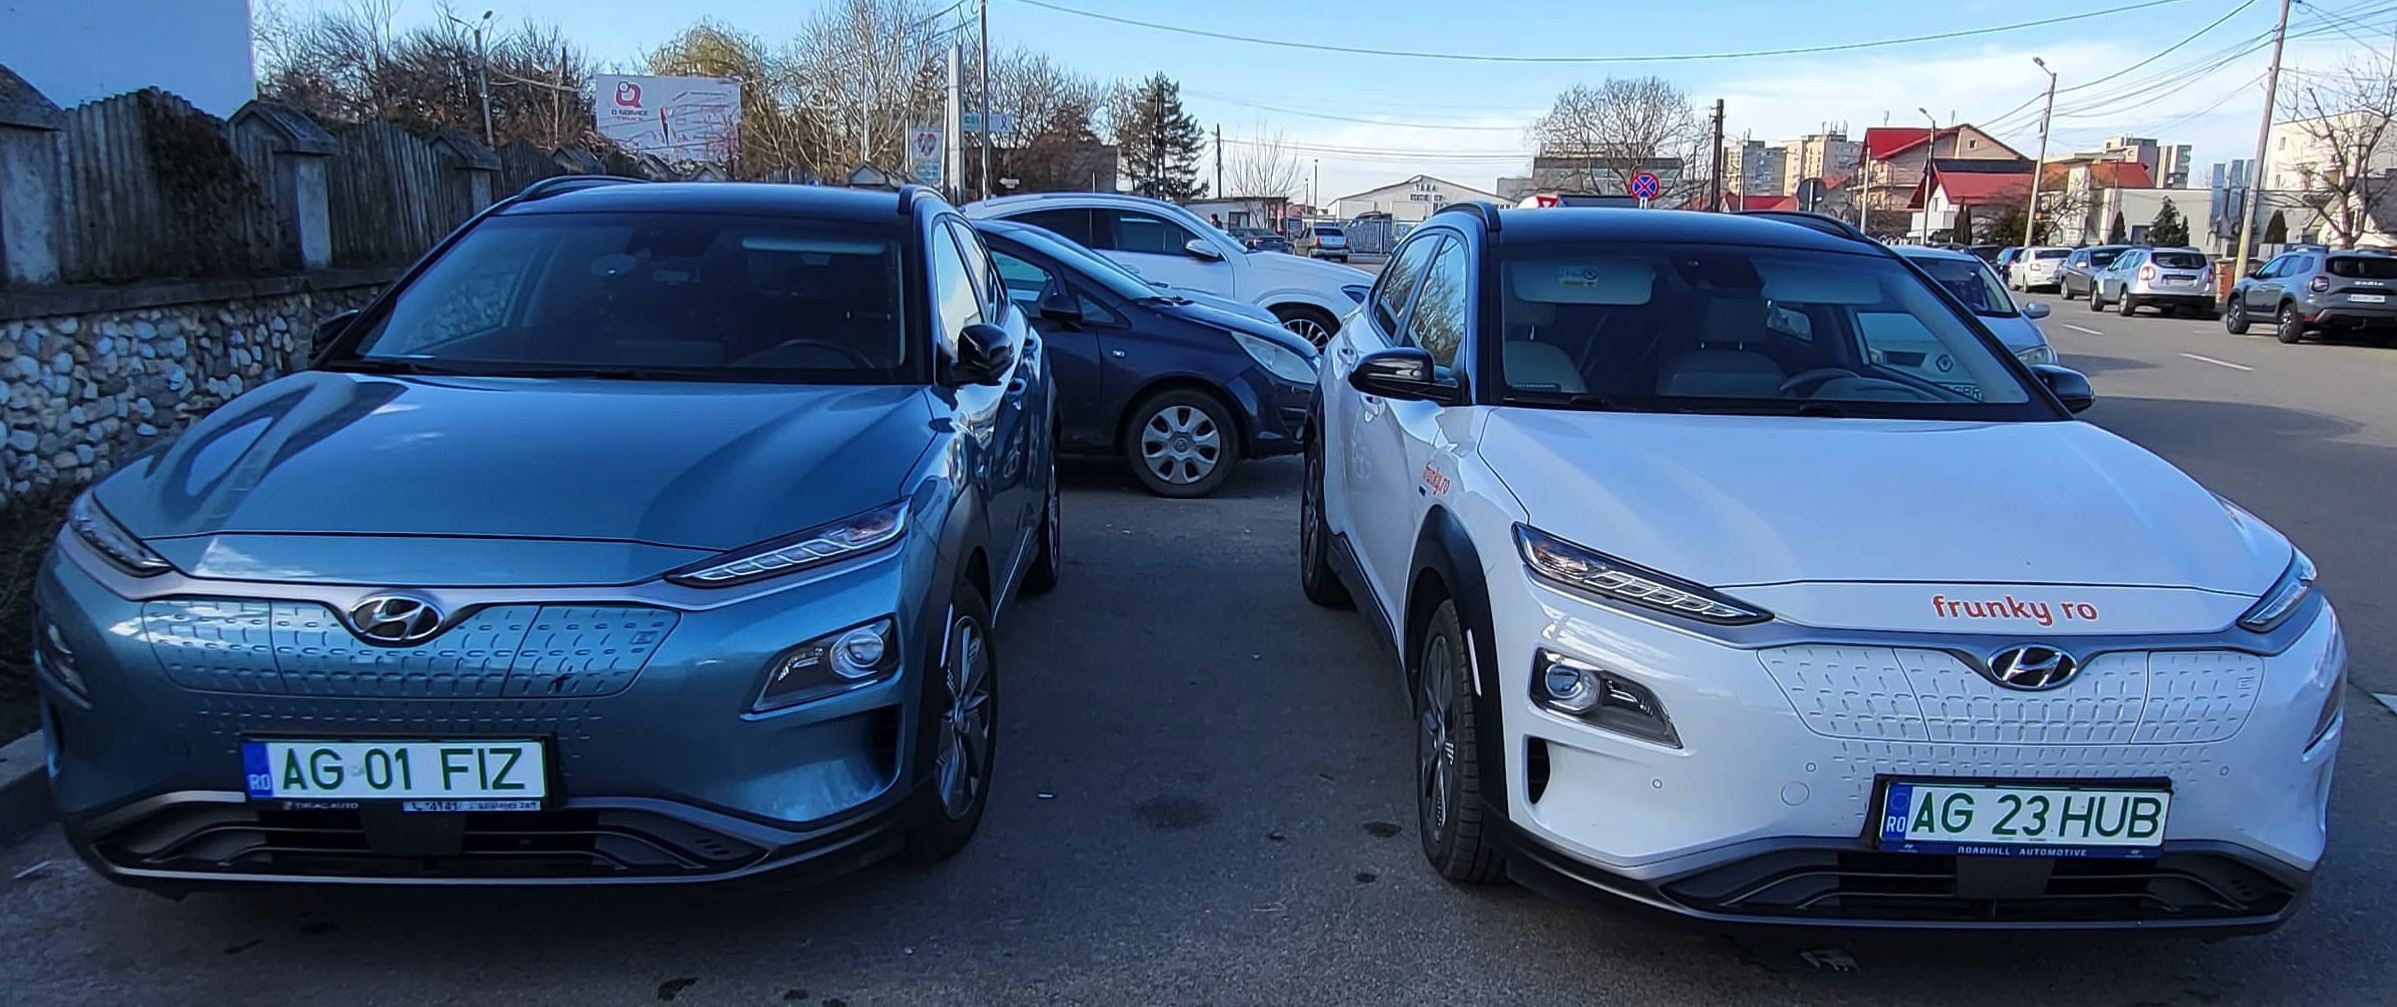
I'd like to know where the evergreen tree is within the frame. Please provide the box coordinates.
[2149,199,2190,247]
[2106,211,2129,244]
[2263,210,2290,244]
[1952,205,1974,245]
[1120,73,1208,201]
[1986,206,2027,248]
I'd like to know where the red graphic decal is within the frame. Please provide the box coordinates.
[613,81,643,108]
[1421,464,1451,496]
[1930,595,2100,626]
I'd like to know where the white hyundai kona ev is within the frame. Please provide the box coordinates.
[1299,205,2346,933]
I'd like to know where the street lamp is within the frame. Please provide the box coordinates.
[2023,57,2059,253]
[1917,107,1937,245]
[447,9,496,145]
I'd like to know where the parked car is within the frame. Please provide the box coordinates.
[2057,245,2132,300]
[1301,202,2340,933]
[1295,224,1352,262]
[1231,227,1294,254]
[1963,244,2004,265]
[2224,244,2397,344]
[1893,245,2061,367]
[2091,246,2218,318]
[962,192,1372,348]
[1991,246,2027,281]
[2007,246,2072,292]
[973,218,1318,497]
[40,178,1056,889]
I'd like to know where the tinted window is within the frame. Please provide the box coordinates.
[1405,238,1469,369]
[2034,249,2069,260]
[1314,227,1344,236]
[1911,256,2017,316]
[990,248,1055,309]
[1373,236,1443,333]
[1009,208,1095,246]
[947,219,1001,313]
[336,213,913,382]
[2151,251,2208,270]
[991,227,1157,301]
[2328,255,2397,278]
[1111,210,1200,255]
[2088,248,2125,267]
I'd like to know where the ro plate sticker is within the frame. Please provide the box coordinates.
[1880,783,1915,843]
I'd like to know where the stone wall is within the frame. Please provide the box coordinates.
[0,268,397,499]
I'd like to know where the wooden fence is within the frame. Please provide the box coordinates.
[324,120,483,268]
[53,91,285,283]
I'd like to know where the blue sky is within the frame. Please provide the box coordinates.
[305,0,2386,200]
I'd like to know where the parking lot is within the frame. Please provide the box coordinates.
[2,306,2394,1007]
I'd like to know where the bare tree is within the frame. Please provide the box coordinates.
[1225,127,1304,198]
[983,47,1104,192]
[788,0,952,174]
[1529,77,1704,199]
[2281,54,2397,248]
[646,19,830,178]
[256,0,598,148]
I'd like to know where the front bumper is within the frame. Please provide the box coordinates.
[35,529,950,887]
[1481,570,2342,930]
[1233,366,1316,458]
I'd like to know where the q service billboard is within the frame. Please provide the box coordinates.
[593,75,741,162]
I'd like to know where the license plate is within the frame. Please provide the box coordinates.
[2353,294,2387,303]
[244,739,548,807]
[1878,781,2168,857]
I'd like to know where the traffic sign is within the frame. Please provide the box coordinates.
[962,112,1016,133]
[1629,171,1662,201]
[908,126,943,185]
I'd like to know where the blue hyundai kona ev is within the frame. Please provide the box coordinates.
[33,178,1058,888]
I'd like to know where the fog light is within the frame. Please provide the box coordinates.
[1530,651,1678,748]
[756,617,899,712]
[833,625,890,679]
[33,614,86,697]
[1541,663,1601,713]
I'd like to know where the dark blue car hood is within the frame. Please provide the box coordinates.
[96,371,937,553]
[1166,300,1321,359]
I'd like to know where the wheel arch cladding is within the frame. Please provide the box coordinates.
[1408,506,1513,823]
[1117,378,1254,456]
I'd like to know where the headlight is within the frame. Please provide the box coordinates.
[756,617,899,711]
[667,502,907,587]
[66,491,171,576]
[1231,330,1319,384]
[1340,284,1370,304]
[2016,343,2058,367]
[1513,524,1770,625]
[2238,550,2317,633]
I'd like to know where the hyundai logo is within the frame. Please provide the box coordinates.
[1985,645,2080,691]
[348,595,445,646]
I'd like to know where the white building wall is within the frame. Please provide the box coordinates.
[1,0,255,115]
[1328,175,1501,224]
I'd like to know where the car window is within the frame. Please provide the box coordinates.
[947,219,1003,316]
[994,225,1165,302]
[1494,242,2044,418]
[1373,236,1443,334]
[1009,207,1095,247]
[1110,210,1201,256]
[334,212,914,382]
[2257,255,2288,278]
[1315,227,1344,237]
[2089,248,2125,268]
[1910,256,2018,317]
[990,248,1056,310]
[930,222,983,356]
[1403,238,1469,369]
[2034,249,2069,260]
[2151,250,2207,270]
[2112,251,2142,271]
[2328,255,2397,278]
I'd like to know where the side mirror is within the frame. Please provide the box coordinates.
[2030,363,2095,414]
[2023,302,2052,319]
[1037,289,1083,323]
[312,310,360,352]
[1183,238,1225,262]
[1347,347,1462,404]
[953,322,1015,386]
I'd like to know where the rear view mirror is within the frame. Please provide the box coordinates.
[2023,302,2052,319]
[2030,364,2095,413]
[1347,347,1463,405]
[1183,238,1225,262]
[952,322,1015,386]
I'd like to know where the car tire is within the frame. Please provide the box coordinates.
[2118,292,2138,317]
[1298,424,1351,609]
[1020,449,1061,595]
[2277,303,2307,344]
[2224,299,2252,334]
[2061,281,2078,301]
[2088,287,2107,311]
[1124,388,1238,498]
[903,582,998,863]
[1416,598,1504,884]
[1272,305,1340,349]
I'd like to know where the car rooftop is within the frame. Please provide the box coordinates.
[1475,207,1880,254]
[499,181,927,222]
[1891,245,1981,261]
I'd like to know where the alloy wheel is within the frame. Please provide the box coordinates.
[1282,315,1332,349]
[936,613,994,820]
[1300,442,1322,564]
[1139,404,1223,485]
[1417,632,1461,840]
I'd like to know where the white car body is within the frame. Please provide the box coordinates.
[2010,246,2071,290]
[1304,207,2342,932]
[961,192,1373,346]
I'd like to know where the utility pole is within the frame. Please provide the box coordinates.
[2234,0,2295,285]
[2023,57,2058,251]
[1215,123,1224,197]
[1709,99,1725,212]
[946,45,964,202]
[978,0,993,201]
[447,10,495,145]
[1312,158,1320,212]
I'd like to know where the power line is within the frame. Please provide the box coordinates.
[1005,0,2201,64]
[1186,93,1526,131]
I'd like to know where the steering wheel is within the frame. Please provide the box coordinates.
[1776,367,1857,396]
[738,338,875,369]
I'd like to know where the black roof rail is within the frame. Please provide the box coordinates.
[1737,210,1879,247]
[897,183,949,215]
[1434,200,1502,232]
[515,174,647,202]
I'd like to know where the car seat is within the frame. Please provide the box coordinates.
[1654,296,1785,397]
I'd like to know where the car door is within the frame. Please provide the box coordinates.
[2106,249,2141,300]
[2244,254,2288,312]
[1352,233,1475,604]
[987,241,1119,453]
[1097,207,1233,296]
[1326,229,1440,560]
[934,218,1036,589]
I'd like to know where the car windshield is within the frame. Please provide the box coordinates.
[2089,247,2126,266]
[2328,255,2397,278]
[2151,251,2208,269]
[1497,243,2043,418]
[993,225,1164,301]
[327,212,915,383]
[1909,256,2019,317]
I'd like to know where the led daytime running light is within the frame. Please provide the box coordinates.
[1513,525,1769,625]
[671,503,907,587]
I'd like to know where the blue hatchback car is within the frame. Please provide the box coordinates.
[35,178,1058,888]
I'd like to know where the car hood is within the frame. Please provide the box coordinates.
[1169,300,1320,355]
[96,371,937,552]
[1478,410,2290,594]
[1163,286,1282,324]
[1974,313,2047,352]
[1248,250,1372,283]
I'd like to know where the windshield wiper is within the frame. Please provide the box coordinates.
[1675,400,1849,417]
[1505,390,1622,411]
[321,358,482,376]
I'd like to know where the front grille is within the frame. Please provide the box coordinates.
[94,803,767,879]
[1662,848,2295,923]
[1758,646,2261,746]
[142,599,678,699]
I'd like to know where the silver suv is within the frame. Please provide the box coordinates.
[2090,247,2217,318]
[2225,245,2397,345]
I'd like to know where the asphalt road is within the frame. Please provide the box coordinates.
[3,307,2396,1006]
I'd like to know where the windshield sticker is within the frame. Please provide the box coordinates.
[1558,265,1606,288]
[1931,595,2100,627]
